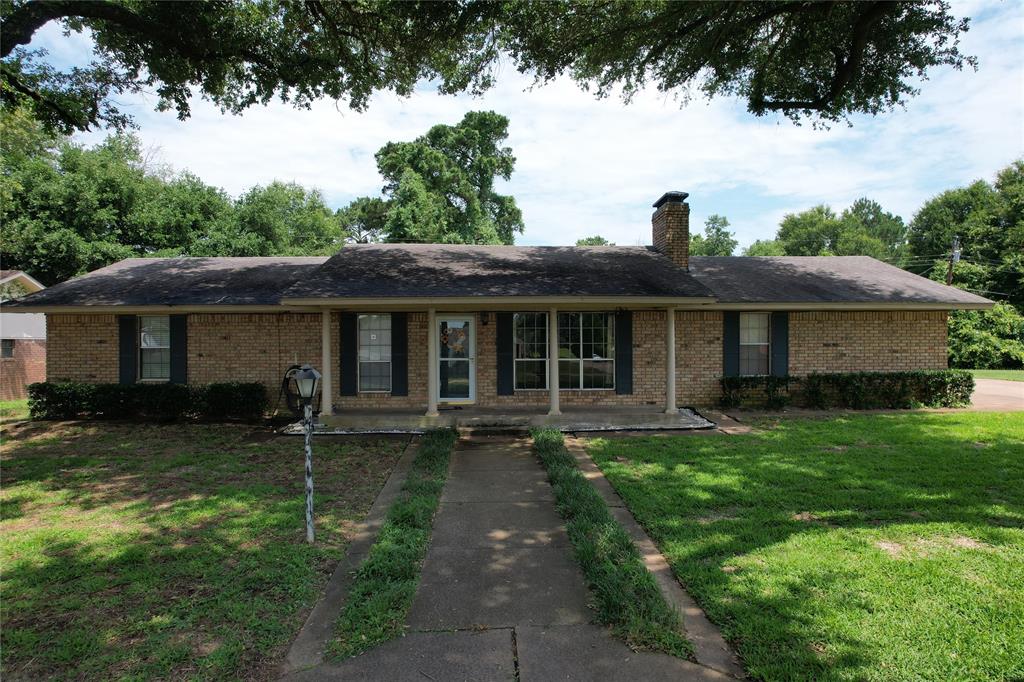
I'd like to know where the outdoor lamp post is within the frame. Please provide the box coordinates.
[294,364,321,544]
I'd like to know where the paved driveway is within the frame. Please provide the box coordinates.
[971,379,1024,411]
[286,435,733,681]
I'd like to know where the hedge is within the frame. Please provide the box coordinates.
[720,370,974,410]
[27,382,268,421]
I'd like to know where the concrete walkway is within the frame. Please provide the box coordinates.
[284,434,736,681]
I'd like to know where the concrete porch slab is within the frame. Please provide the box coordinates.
[284,406,716,435]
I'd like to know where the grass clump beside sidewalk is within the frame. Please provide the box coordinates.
[531,428,692,658]
[328,428,457,659]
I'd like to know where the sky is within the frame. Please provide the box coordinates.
[30,0,1024,251]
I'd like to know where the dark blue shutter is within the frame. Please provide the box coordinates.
[770,312,789,377]
[723,312,740,377]
[391,313,408,396]
[496,313,514,395]
[340,312,358,396]
[169,314,188,384]
[118,315,137,384]
[614,311,633,395]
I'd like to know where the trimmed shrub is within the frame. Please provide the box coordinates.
[27,382,268,421]
[801,370,973,409]
[720,375,795,409]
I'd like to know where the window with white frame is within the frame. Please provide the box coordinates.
[138,315,170,381]
[739,312,770,376]
[558,312,615,389]
[358,314,392,392]
[514,312,548,389]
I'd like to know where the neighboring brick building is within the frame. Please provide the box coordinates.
[0,270,47,400]
[7,193,990,416]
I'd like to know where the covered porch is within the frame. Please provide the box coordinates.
[290,404,715,434]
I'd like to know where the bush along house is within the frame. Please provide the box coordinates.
[5,192,992,423]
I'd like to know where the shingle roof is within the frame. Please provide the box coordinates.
[5,257,327,307]
[6,250,992,309]
[281,244,715,300]
[688,256,991,305]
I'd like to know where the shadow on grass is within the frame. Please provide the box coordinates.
[587,412,1024,681]
[0,421,405,680]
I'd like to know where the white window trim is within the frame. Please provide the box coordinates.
[558,312,616,391]
[137,315,170,383]
[513,312,549,391]
[357,313,393,394]
[739,312,771,377]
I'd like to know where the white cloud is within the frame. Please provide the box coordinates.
[47,0,1022,249]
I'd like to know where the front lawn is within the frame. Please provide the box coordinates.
[587,413,1024,681]
[0,422,404,680]
[0,398,29,423]
[969,368,1024,382]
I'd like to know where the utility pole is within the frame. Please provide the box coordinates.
[945,235,961,286]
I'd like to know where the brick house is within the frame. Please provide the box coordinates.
[5,193,991,417]
[0,270,47,400]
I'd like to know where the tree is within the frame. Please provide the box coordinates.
[576,235,613,246]
[233,181,344,255]
[908,160,1024,306]
[946,303,1024,369]
[838,198,907,259]
[776,205,842,255]
[2,1,975,133]
[743,239,786,256]
[337,196,388,243]
[357,110,523,244]
[690,214,737,256]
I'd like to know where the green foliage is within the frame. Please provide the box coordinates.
[742,239,786,256]
[690,214,737,256]
[909,160,1024,307]
[336,196,389,244]
[374,111,523,244]
[576,235,614,246]
[800,370,974,409]
[719,376,794,409]
[0,280,29,301]
[2,1,972,132]
[233,181,344,255]
[330,429,456,659]
[27,382,267,421]
[530,428,691,657]
[947,303,1024,369]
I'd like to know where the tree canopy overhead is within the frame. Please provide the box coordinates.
[1,0,974,133]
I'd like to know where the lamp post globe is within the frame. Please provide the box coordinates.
[294,364,321,405]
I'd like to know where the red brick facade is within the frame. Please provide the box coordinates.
[1,338,46,400]
[44,309,948,410]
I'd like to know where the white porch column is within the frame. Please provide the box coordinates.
[548,307,561,416]
[665,307,677,414]
[320,309,333,416]
[426,307,439,417]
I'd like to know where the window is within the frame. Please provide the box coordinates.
[1,339,14,358]
[558,312,615,389]
[358,314,392,392]
[514,312,548,389]
[139,315,170,381]
[739,312,770,376]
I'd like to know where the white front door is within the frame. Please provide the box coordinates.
[438,316,475,403]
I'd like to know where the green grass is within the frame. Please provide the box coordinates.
[969,368,1024,382]
[328,428,457,659]
[0,422,404,680]
[0,398,29,422]
[531,428,692,658]
[586,413,1024,681]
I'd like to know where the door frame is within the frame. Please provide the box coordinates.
[436,314,476,404]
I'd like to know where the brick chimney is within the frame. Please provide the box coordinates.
[652,191,690,270]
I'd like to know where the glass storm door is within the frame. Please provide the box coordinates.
[438,316,475,402]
